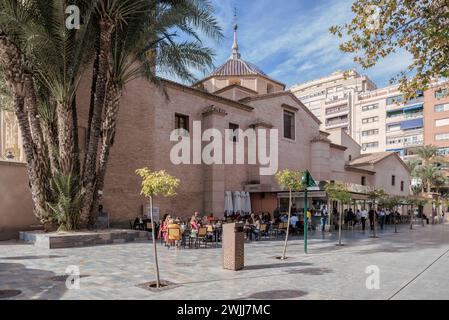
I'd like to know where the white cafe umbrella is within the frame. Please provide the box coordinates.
[224,191,234,215]
[244,192,252,214]
[232,191,242,214]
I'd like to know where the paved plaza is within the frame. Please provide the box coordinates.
[1,223,448,300]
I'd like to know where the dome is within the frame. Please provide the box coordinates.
[210,58,268,77]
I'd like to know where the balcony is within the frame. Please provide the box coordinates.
[325,106,349,116]
[326,118,349,127]
[325,95,349,105]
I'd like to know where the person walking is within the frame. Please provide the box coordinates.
[361,208,368,231]
[369,209,375,231]
[321,205,328,232]
[379,208,386,230]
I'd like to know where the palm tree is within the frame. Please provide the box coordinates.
[0,0,222,229]
[88,0,222,224]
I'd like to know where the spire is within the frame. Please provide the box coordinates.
[230,6,240,59]
[231,24,240,59]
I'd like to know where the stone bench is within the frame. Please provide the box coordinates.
[19,229,150,249]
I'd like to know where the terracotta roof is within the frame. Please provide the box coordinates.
[211,58,267,77]
[344,165,376,175]
[349,152,396,166]
[240,91,322,125]
[213,83,258,95]
[160,78,254,112]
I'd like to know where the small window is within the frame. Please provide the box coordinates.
[175,113,189,135]
[361,176,366,186]
[229,123,239,142]
[283,110,295,140]
[392,175,396,186]
[349,155,352,161]
[401,181,404,192]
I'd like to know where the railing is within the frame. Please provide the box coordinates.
[325,106,349,116]
[326,119,349,126]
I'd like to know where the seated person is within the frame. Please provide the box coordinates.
[167,219,181,246]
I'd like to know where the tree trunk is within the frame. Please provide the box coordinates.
[56,100,76,176]
[150,196,161,288]
[0,29,50,222]
[338,202,343,245]
[80,20,115,226]
[91,82,122,221]
[281,189,292,260]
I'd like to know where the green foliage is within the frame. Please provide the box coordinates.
[330,0,449,98]
[406,146,448,194]
[367,187,387,202]
[0,71,13,111]
[47,174,82,231]
[379,195,401,210]
[408,196,428,208]
[136,167,180,198]
[325,182,352,204]
[275,169,305,191]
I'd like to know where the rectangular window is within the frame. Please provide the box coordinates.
[435,118,449,127]
[387,124,401,132]
[175,113,189,134]
[386,95,404,105]
[283,110,295,140]
[362,129,379,137]
[362,116,379,124]
[435,88,448,99]
[437,147,449,156]
[401,181,404,192]
[362,142,379,149]
[435,103,449,113]
[392,175,396,186]
[229,123,239,142]
[361,176,366,186]
[362,103,379,112]
[435,133,449,141]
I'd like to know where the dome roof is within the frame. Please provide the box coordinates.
[210,58,268,77]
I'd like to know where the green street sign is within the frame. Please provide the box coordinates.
[302,170,316,188]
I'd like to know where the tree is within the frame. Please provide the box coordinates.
[330,0,449,99]
[325,182,352,246]
[0,0,221,230]
[379,195,401,233]
[136,167,180,288]
[367,188,387,238]
[407,196,428,229]
[275,169,305,260]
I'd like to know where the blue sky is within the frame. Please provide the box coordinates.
[179,0,413,89]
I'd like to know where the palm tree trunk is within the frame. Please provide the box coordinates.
[281,189,292,260]
[150,196,161,288]
[81,20,115,225]
[0,29,50,222]
[56,100,76,176]
[91,83,122,219]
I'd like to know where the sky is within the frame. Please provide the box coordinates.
[177,0,413,89]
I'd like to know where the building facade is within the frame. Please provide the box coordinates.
[0,26,412,234]
[424,83,449,157]
[355,85,425,160]
[290,70,377,136]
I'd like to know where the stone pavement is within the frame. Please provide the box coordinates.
[0,223,448,300]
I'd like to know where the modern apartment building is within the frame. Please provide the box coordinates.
[290,70,377,135]
[355,85,425,160]
[424,83,449,158]
[291,71,438,162]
